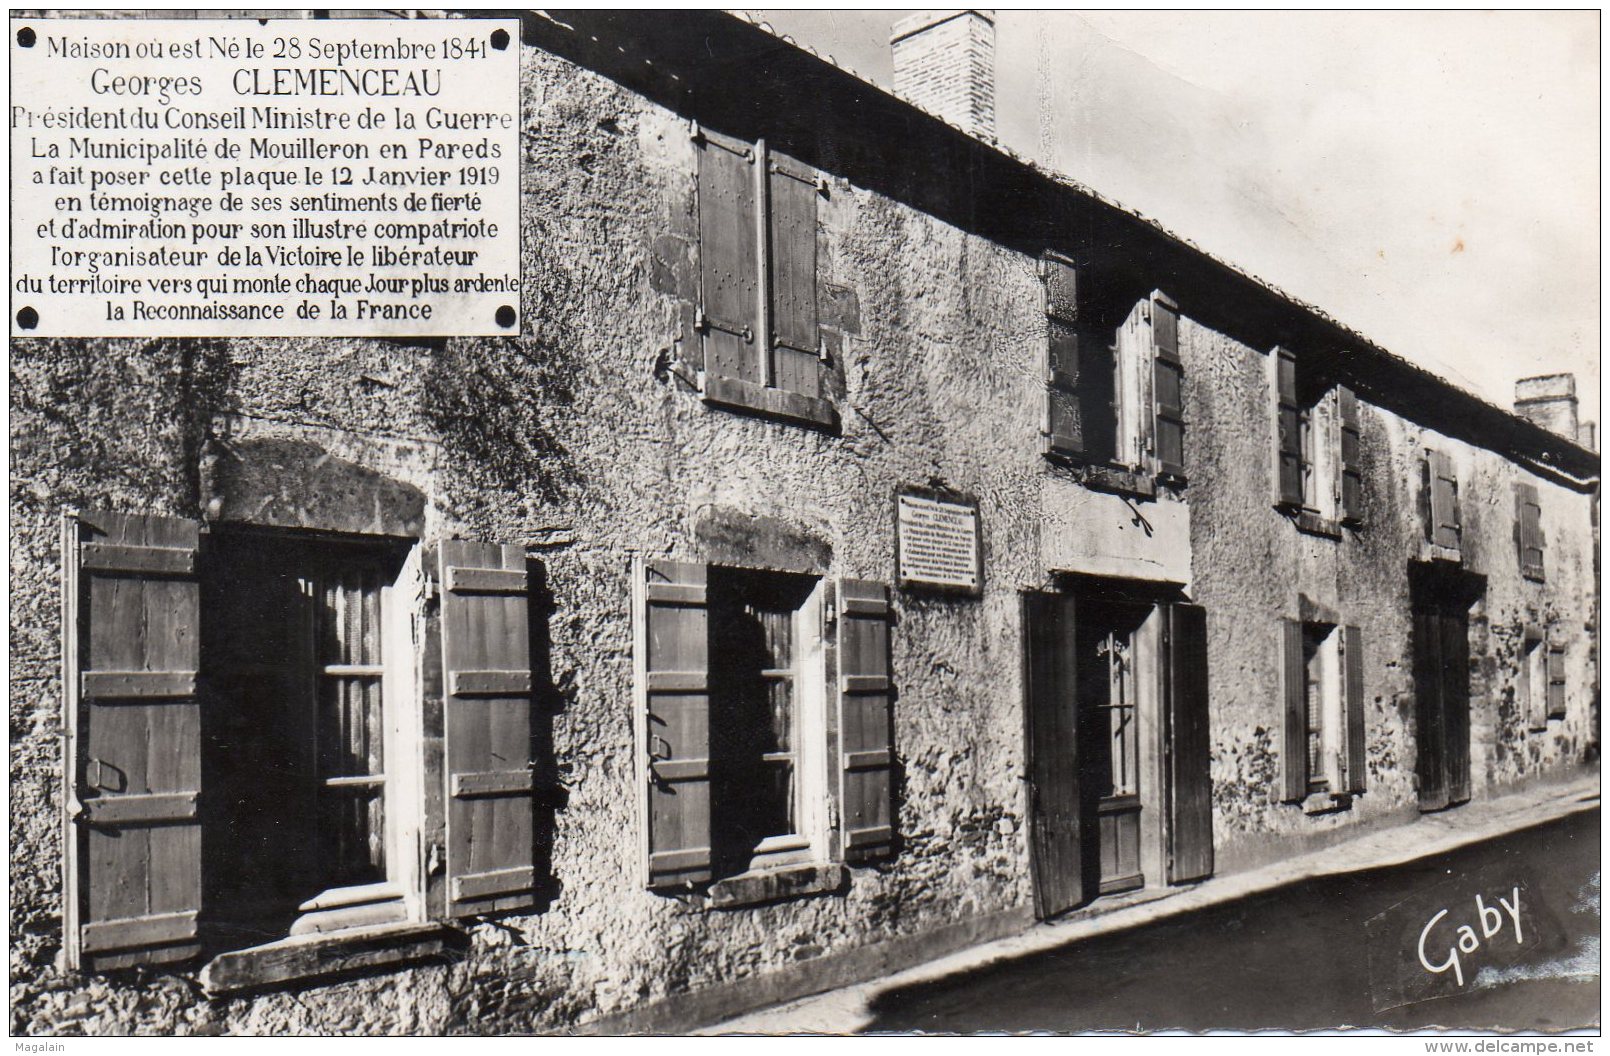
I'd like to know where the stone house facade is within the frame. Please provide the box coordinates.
[8,9,1599,1035]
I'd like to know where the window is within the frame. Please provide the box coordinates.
[1423,448,1461,553]
[694,127,837,431]
[636,560,895,896]
[1282,619,1365,802]
[1274,347,1363,529]
[61,509,539,982]
[1522,629,1547,732]
[1515,482,1545,580]
[1041,254,1185,488]
[1546,638,1568,720]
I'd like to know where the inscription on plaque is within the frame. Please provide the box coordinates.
[897,493,981,593]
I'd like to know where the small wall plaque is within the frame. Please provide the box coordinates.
[896,491,981,595]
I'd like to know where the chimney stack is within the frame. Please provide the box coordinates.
[891,10,996,140]
[1514,373,1580,443]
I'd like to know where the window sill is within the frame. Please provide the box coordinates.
[1045,453,1158,500]
[1299,791,1355,816]
[706,862,847,910]
[1522,569,1546,584]
[198,921,456,996]
[1422,542,1463,564]
[703,374,841,433]
[1277,506,1343,540]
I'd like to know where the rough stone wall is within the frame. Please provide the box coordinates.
[10,45,1045,1035]
[1181,316,1598,874]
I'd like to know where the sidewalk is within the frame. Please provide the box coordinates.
[705,776,1602,1034]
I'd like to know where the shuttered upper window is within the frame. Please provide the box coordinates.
[1274,348,1363,528]
[695,129,837,431]
[1041,255,1186,487]
[1282,620,1366,803]
[1424,449,1461,552]
[62,510,541,979]
[1515,482,1545,580]
[636,559,895,894]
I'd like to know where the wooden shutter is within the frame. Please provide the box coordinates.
[1275,349,1304,506]
[1413,609,1450,811]
[64,509,202,970]
[1341,624,1367,794]
[1523,632,1547,732]
[1042,253,1080,323]
[837,578,895,864]
[1164,603,1213,884]
[1427,450,1461,550]
[1442,614,1471,805]
[1546,639,1567,719]
[1516,483,1544,579]
[637,559,712,888]
[438,540,536,916]
[1022,591,1081,917]
[697,131,760,384]
[768,151,820,399]
[1280,618,1308,802]
[1338,386,1364,524]
[1153,297,1186,481]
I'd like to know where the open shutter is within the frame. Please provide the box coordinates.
[1427,450,1461,550]
[438,540,535,916]
[696,130,760,384]
[1516,483,1544,579]
[1338,386,1364,524]
[1280,618,1308,802]
[637,559,712,888]
[1022,591,1081,917]
[1275,349,1304,506]
[1523,631,1547,732]
[1153,296,1186,481]
[1546,638,1567,719]
[64,509,202,970]
[1164,603,1213,884]
[768,150,820,399]
[1341,624,1367,794]
[837,578,895,864]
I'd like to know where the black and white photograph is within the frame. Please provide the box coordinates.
[6,7,1600,1040]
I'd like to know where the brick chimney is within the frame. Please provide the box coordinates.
[891,10,996,139]
[1514,373,1580,442]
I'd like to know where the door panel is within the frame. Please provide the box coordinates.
[1022,592,1082,919]
[1441,612,1472,805]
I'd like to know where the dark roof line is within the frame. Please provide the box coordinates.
[525,9,1598,485]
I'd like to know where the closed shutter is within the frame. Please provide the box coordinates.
[1546,639,1567,719]
[1022,591,1081,918]
[1413,609,1450,811]
[438,540,536,916]
[1516,483,1544,579]
[1427,450,1461,550]
[1280,618,1308,802]
[1164,603,1213,884]
[637,559,712,887]
[1442,614,1471,805]
[1338,386,1364,525]
[1153,297,1186,481]
[837,578,895,864]
[1275,349,1304,506]
[768,151,820,399]
[1341,624,1367,794]
[64,509,202,971]
[697,131,760,384]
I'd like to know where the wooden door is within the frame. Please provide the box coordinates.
[1412,587,1471,812]
[1022,591,1082,919]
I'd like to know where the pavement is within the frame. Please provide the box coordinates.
[705,775,1601,1034]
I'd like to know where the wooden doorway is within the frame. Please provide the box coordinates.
[1410,565,1482,812]
[1076,598,1151,897]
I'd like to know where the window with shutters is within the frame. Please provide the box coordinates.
[63,510,541,983]
[694,127,837,432]
[1273,348,1363,532]
[1423,448,1462,554]
[636,559,895,900]
[1282,619,1366,806]
[1515,482,1545,581]
[1041,254,1185,492]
